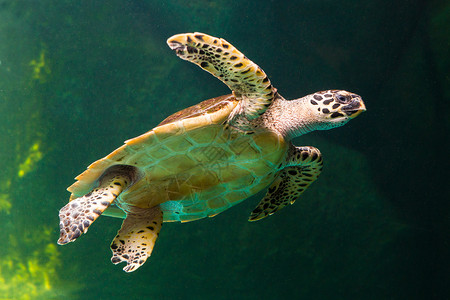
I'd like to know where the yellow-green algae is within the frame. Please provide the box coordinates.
[0,228,64,299]
[29,47,51,83]
[0,180,12,214]
[0,47,76,299]
[0,157,68,298]
[17,141,43,178]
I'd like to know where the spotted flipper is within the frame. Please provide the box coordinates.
[167,32,275,120]
[111,205,163,272]
[58,173,131,245]
[249,146,323,221]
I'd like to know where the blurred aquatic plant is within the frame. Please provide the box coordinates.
[17,141,43,178]
[0,140,74,298]
[0,36,77,298]
[29,47,51,83]
[0,226,74,299]
[0,180,12,214]
[0,193,11,213]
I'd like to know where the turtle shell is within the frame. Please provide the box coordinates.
[67,94,288,222]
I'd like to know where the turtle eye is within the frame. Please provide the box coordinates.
[335,94,348,104]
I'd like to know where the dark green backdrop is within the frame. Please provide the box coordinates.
[0,0,447,299]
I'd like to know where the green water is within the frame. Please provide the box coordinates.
[0,0,448,299]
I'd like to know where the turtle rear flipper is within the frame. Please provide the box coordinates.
[111,205,163,272]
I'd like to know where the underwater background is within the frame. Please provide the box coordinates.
[0,0,448,299]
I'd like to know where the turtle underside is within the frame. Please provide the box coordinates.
[67,94,288,222]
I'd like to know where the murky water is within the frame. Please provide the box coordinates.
[0,1,447,299]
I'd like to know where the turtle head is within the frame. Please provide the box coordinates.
[308,90,366,130]
[263,89,365,139]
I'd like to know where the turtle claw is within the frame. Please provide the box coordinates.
[110,254,142,273]
[57,227,81,245]
[110,205,163,272]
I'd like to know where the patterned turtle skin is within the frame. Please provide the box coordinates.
[57,32,366,272]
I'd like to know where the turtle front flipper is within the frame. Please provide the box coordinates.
[249,146,323,221]
[58,166,137,245]
[167,32,275,120]
[111,205,163,272]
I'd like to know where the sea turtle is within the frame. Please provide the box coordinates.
[57,32,366,272]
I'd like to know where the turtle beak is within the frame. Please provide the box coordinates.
[342,96,366,119]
